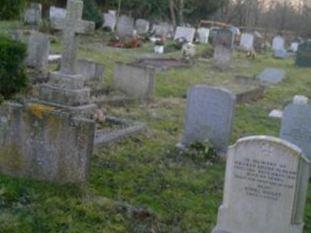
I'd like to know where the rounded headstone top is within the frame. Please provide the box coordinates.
[293,95,308,105]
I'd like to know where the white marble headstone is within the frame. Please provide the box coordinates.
[174,26,196,42]
[197,28,210,44]
[240,33,254,51]
[272,36,285,51]
[103,10,117,31]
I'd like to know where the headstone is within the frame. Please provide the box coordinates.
[197,27,210,44]
[114,63,155,100]
[24,3,42,25]
[293,95,308,105]
[213,29,234,50]
[25,31,50,74]
[213,136,310,233]
[280,97,311,171]
[152,23,174,38]
[213,45,232,70]
[296,40,311,67]
[272,36,285,51]
[49,6,67,27]
[254,31,264,52]
[0,102,95,183]
[257,68,285,85]
[76,59,104,82]
[240,33,254,51]
[180,86,236,155]
[290,42,299,53]
[116,15,134,38]
[274,49,288,58]
[38,0,96,116]
[102,10,117,31]
[135,19,150,35]
[174,26,196,43]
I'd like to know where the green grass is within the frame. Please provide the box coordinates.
[1,23,311,232]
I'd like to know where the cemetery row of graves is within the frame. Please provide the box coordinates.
[0,0,311,232]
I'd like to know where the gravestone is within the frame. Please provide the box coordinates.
[240,33,254,51]
[280,97,311,173]
[174,26,196,43]
[152,23,173,38]
[213,29,234,49]
[212,136,310,233]
[257,68,285,85]
[135,19,150,34]
[24,3,42,25]
[103,10,117,31]
[274,49,288,58]
[197,28,209,44]
[0,102,95,183]
[114,63,155,100]
[296,40,311,67]
[116,15,134,38]
[76,59,104,82]
[213,45,232,70]
[25,31,50,75]
[290,42,299,53]
[38,0,96,115]
[49,6,67,27]
[180,86,236,155]
[272,36,285,51]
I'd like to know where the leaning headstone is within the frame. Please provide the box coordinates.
[197,27,210,44]
[102,10,117,31]
[49,6,67,27]
[179,86,236,155]
[0,102,95,183]
[296,40,311,67]
[135,19,150,35]
[280,96,311,173]
[240,33,254,51]
[25,31,50,75]
[24,3,42,25]
[76,59,104,82]
[256,68,285,85]
[174,26,196,43]
[116,15,134,38]
[213,136,310,233]
[113,63,155,100]
[272,36,285,51]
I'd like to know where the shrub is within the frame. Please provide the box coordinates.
[0,0,26,20]
[0,37,28,99]
[82,0,103,29]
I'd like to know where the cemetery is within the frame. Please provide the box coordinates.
[0,0,311,232]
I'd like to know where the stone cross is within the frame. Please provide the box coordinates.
[53,0,95,75]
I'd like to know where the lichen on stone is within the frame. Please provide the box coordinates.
[27,104,55,119]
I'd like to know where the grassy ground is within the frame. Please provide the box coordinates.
[0,21,311,232]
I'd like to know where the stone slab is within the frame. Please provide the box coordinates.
[256,68,285,85]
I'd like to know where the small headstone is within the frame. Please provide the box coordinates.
[116,15,134,38]
[197,28,210,44]
[213,136,310,233]
[257,68,285,85]
[213,45,232,70]
[152,23,174,38]
[240,33,254,51]
[103,10,117,31]
[49,6,67,26]
[296,40,311,67]
[24,3,42,25]
[76,59,104,82]
[174,26,196,43]
[274,49,288,59]
[290,42,299,53]
[135,19,150,34]
[114,63,155,100]
[25,31,50,74]
[180,86,236,155]
[272,36,285,51]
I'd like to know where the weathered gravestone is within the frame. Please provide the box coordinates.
[114,63,155,100]
[116,15,134,38]
[213,29,234,49]
[272,36,285,51]
[49,6,67,27]
[174,26,196,43]
[240,33,254,51]
[135,19,150,35]
[25,31,50,75]
[296,40,311,67]
[38,0,96,115]
[256,68,285,86]
[213,29,234,69]
[152,23,174,38]
[102,10,117,31]
[179,86,236,155]
[213,136,310,233]
[197,27,209,44]
[76,59,104,82]
[0,102,95,183]
[280,97,311,174]
[24,3,42,25]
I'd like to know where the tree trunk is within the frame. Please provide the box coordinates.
[169,0,177,27]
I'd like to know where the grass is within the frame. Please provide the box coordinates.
[0,21,311,232]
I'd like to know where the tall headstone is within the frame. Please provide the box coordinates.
[213,29,234,49]
[135,19,150,35]
[296,40,311,67]
[272,36,285,51]
[197,28,210,44]
[213,136,310,233]
[180,86,236,155]
[280,97,311,173]
[24,3,42,25]
[102,10,117,31]
[174,26,196,43]
[213,29,234,69]
[116,15,134,38]
[240,33,254,51]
